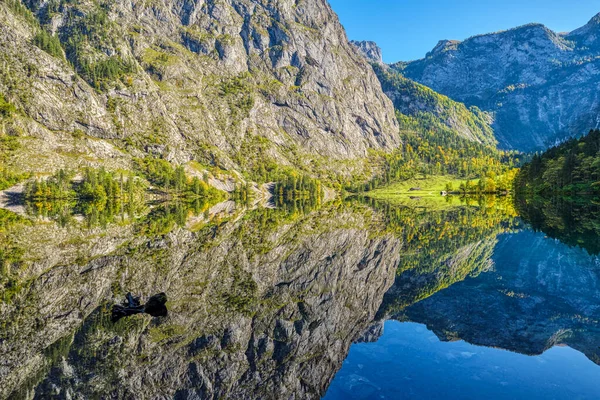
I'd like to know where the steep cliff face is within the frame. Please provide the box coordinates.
[396,16,600,151]
[0,0,399,178]
[350,40,384,64]
[0,205,401,399]
[351,41,497,146]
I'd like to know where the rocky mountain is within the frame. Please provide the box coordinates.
[350,40,384,64]
[0,0,399,181]
[351,40,497,146]
[395,14,600,151]
[566,12,600,53]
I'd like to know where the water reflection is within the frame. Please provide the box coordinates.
[0,200,400,399]
[399,229,600,365]
[329,194,600,399]
[325,321,600,400]
[0,194,599,399]
[515,195,600,255]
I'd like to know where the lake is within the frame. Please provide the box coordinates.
[325,227,600,400]
[324,320,600,400]
[0,195,599,399]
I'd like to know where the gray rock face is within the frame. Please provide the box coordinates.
[350,40,497,146]
[396,15,600,151]
[350,41,384,64]
[0,0,400,177]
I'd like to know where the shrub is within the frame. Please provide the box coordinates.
[0,96,16,118]
[33,30,63,58]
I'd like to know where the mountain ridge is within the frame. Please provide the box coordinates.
[0,0,400,182]
[351,40,497,147]
[392,12,600,151]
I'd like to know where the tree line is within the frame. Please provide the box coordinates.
[25,168,140,203]
[135,158,223,200]
[346,65,524,194]
[449,170,518,195]
[515,129,600,194]
[274,174,323,205]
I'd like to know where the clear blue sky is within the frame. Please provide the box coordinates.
[328,0,600,63]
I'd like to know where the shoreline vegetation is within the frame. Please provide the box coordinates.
[0,157,329,229]
[6,125,599,226]
[365,171,518,200]
[0,167,521,233]
[515,129,600,196]
[1,163,521,221]
[509,129,600,255]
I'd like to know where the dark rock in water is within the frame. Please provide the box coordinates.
[144,293,168,317]
[112,292,168,322]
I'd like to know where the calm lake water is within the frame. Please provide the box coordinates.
[324,321,600,400]
[325,227,600,400]
[1,195,599,399]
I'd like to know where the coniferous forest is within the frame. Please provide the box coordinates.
[515,129,600,195]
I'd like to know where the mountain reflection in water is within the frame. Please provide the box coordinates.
[0,194,599,399]
[327,195,600,400]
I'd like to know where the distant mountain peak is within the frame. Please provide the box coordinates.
[426,40,460,57]
[579,13,600,31]
[469,23,558,43]
[421,24,559,60]
[589,12,600,24]
[568,12,600,41]
[350,40,383,64]
[513,22,547,30]
[398,11,600,151]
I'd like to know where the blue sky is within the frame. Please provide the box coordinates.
[328,0,600,63]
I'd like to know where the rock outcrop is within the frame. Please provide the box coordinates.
[350,40,384,64]
[0,0,400,178]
